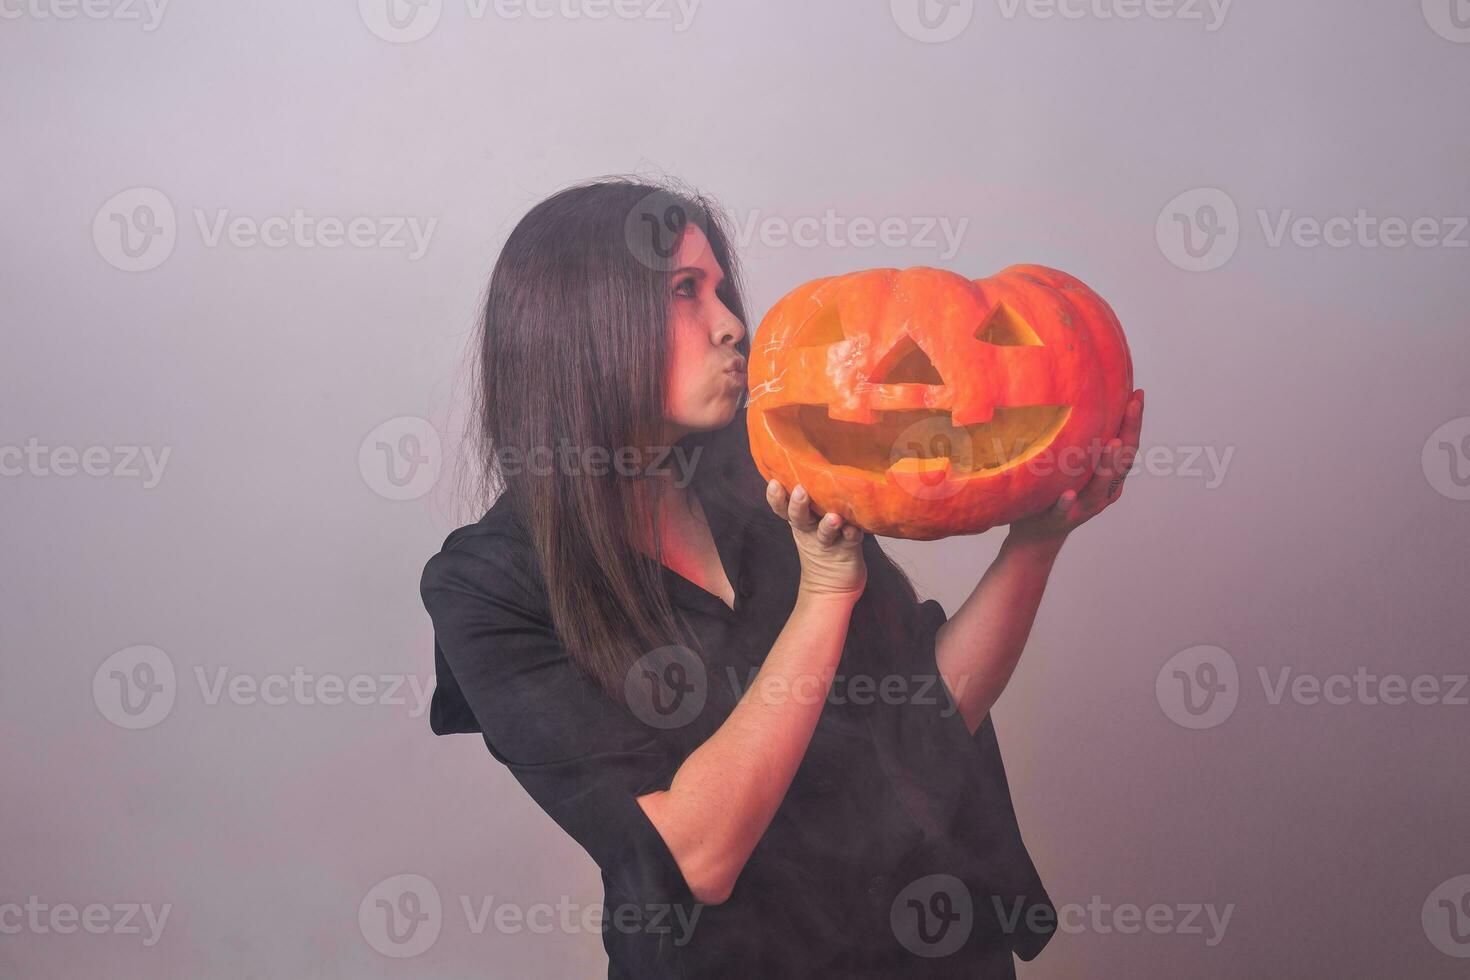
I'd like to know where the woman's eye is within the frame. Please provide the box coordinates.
[673,277,697,298]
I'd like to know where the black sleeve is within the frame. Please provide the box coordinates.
[858,535,1056,960]
[420,542,696,909]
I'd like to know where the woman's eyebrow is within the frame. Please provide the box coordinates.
[671,266,726,287]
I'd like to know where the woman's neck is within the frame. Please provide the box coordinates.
[635,473,701,554]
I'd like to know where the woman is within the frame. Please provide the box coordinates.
[421,177,1145,978]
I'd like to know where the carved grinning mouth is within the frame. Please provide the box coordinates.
[766,404,1071,478]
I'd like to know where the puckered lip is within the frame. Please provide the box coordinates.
[723,359,748,377]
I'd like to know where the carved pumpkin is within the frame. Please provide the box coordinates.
[746,265,1133,540]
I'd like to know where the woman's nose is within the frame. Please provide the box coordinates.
[713,309,745,347]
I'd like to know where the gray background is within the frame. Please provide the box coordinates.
[3,0,1468,976]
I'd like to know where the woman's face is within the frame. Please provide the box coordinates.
[662,223,747,441]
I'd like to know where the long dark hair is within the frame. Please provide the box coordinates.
[471,176,921,702]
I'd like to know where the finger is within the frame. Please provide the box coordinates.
[766,478,788,519]
[841,524,863,543]
[1118,389,1144,459]
[1083,440,1123,506]
[1082,445,1125,508]
[814,511,843,546]
[1092,457,1128,504]
[1118,403,1143,473]
[786,484,819,529]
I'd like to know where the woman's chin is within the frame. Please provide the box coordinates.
[667,401,741,439]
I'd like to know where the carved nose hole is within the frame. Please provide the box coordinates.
[869,334,944,384]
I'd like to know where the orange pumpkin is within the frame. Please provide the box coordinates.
[746,265,1133,540]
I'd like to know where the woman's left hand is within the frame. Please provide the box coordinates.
[1008,388,1145,546]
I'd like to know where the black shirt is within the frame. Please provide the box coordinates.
[420,406,1055,978]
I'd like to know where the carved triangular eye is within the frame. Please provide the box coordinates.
[870,334,944,385]
[793,306,845,347]
[975,303,1043,346]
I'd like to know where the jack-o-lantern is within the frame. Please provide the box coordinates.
[746,265,1133,540]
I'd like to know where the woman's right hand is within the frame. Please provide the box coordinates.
[765,479,867,601]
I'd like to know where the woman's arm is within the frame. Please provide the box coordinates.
[933,533,1065,735]
[637,481,866,906]
[935,388,1145,733]
[637,589,857,904]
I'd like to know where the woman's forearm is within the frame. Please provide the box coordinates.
[934,532,1065,735]
[636,588,856,904]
